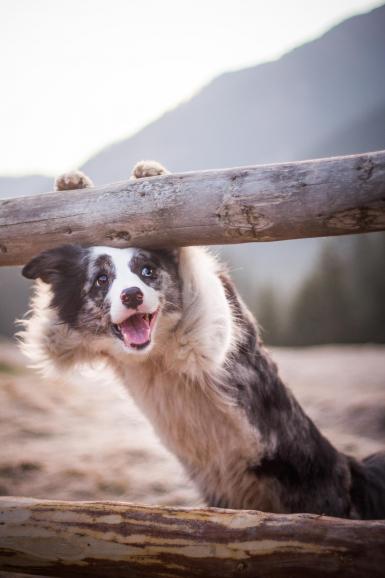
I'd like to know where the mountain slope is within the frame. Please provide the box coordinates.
[0,175,51,199]
[83,4,385,183]
[306,103,385,159]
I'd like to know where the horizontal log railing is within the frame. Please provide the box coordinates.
[0,150,385,266]
[1,497,385,578]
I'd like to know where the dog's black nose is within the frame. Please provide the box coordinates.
[120,287,143,309]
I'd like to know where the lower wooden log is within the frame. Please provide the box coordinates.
[0,497,384,578]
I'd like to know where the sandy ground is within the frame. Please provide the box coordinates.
[1,341,384,508]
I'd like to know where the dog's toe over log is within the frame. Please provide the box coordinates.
[0,497,384,578]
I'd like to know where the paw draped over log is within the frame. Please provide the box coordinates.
[54,170,94,191]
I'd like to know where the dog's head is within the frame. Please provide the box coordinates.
[22,245,182,356]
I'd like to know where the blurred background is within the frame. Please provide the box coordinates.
[0,0,384,507]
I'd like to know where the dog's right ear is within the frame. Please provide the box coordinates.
[22,245,85,284]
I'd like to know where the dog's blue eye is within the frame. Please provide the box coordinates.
[96,274,109,287]
[141,266,155,278]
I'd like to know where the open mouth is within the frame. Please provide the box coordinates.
[112,310,159,350]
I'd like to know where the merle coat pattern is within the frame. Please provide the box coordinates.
[20,162,385,519]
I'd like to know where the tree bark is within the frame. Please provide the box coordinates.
[0,151,385,266]
[1,497,385,578]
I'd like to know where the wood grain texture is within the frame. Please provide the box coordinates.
[1,150,385,266]
[1,497,385,578]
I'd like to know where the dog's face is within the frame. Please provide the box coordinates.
[22,245,182,356]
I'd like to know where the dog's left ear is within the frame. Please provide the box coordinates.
[22,245,86,284]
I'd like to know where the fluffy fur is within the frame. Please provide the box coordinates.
[20,162,385,519]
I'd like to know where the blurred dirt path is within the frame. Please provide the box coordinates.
[0,342,384,504]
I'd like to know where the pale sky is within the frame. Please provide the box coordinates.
[0,0,383,176]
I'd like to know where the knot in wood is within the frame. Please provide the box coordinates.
[216,200,271,238]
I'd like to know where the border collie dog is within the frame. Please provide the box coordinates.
[21,161,385,519]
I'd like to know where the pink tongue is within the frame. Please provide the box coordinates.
[119,314,151,347]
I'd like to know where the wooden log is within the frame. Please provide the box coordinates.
[1,497,385,578]
[1,150,385,266]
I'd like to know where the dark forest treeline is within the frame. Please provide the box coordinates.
[256,232,385,346]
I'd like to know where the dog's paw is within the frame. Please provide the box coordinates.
[131,160,169,180]
[54,170,94,191]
